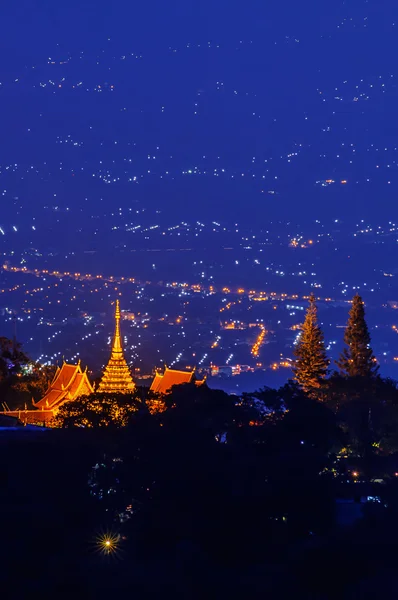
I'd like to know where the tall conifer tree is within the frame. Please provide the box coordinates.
[337,294,378,378]
[293,294,329,393]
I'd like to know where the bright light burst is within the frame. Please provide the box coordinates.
[95,531,121,556]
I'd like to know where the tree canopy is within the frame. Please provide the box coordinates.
[337,294,379,378]
[51,391,144,428]
[292,294,329,394]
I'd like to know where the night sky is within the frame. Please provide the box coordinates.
[1,0,398,228]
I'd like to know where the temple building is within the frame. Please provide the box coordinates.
[0,301,208,426]
[97,299,135,393]
[2,361,93,425]
[35,362,93,410]
[150,366,206,395]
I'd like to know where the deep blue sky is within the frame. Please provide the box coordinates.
[1,0,398,227]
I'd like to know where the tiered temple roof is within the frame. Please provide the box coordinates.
[150,366,206,395]
[2,361,93,425]
[98,300,135,394]
[35,362,93,410]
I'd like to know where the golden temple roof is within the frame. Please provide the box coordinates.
[150,366,206,395]
[35,362,94,409]
[98,300,135,394]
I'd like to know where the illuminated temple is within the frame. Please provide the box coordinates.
[35,361,93,410]
[97,299,135,393]
[2,361,93,425]
[0,300,208,426]
[150,366,206,395]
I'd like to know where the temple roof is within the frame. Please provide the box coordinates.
[150,367,206,395]
[52,364,79,390]
[35,362,93,409]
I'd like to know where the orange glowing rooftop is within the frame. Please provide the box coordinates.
[150,366,206,395]
[35,361,94,410]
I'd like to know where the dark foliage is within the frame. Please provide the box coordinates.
[337,294,379,378]
[324,374,398,459]
[3,343,398,597]
[0,336,56,410]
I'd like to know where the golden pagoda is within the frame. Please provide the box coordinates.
[98,300,135,393]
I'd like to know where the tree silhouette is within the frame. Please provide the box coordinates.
[292,294,329,394]
[12,363,57,404]
[337,294,378,378]
[51,391,144,428]
[0,336,29,381]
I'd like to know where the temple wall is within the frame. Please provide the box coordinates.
[1,410,55,425]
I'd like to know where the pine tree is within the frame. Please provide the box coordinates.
[293,294,329,393]
[337,294,378,378]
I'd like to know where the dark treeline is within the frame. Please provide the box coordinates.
[2,294,398,598]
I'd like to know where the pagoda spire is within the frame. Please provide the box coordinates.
[111,299,123,356]
[98,300,135,394]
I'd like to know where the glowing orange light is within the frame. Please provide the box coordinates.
[95,531,121,556]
